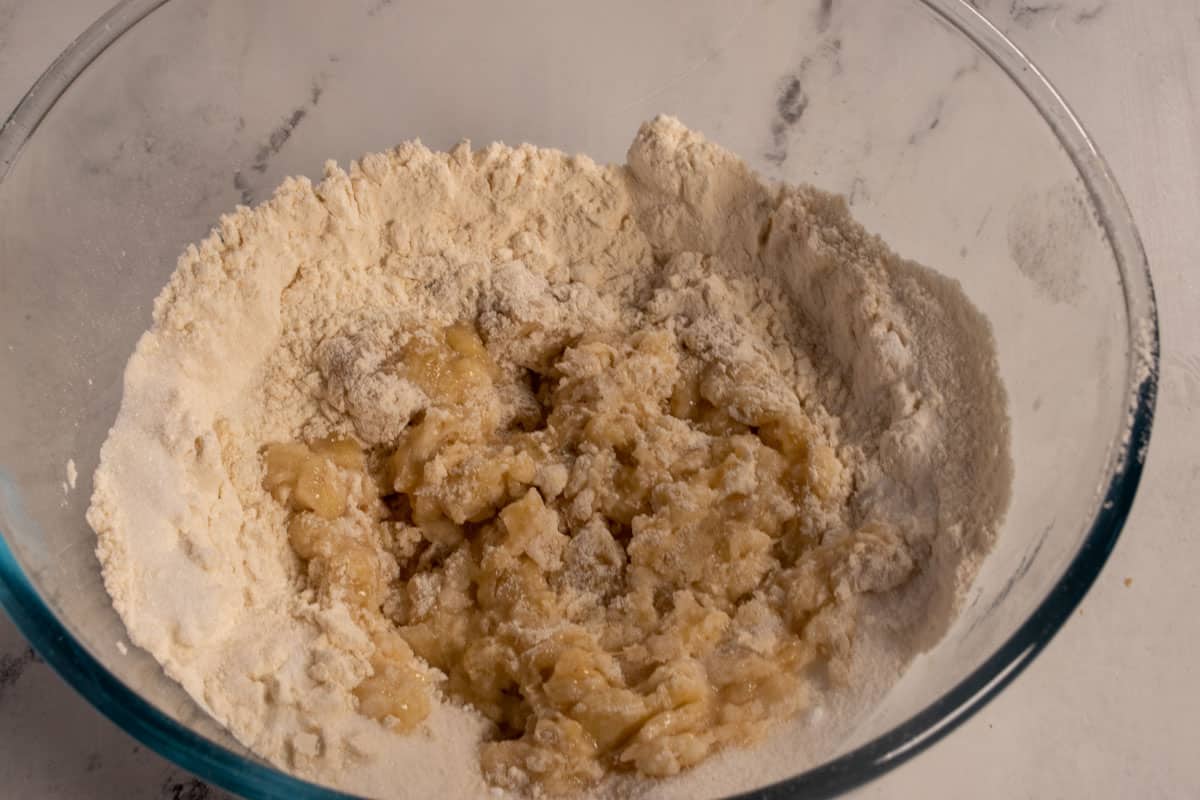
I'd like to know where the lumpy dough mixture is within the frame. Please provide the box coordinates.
[89,117,1011,798]
[264,319,897,791]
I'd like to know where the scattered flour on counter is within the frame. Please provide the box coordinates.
[87,117,1010,798]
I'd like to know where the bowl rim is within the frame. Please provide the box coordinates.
[0,0,1160,798]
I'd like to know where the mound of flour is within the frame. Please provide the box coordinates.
[87,116,1010,798]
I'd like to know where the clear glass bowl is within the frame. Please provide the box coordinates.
[0,0,1158,797]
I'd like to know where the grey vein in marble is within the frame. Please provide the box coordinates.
[765,72,810,165]
[0,645,39,701]
[232,78,325,205]
[968,0,1110,31]
[160,774,221,800]
[1072,2,1108,23]
[367,0,395,17]
[1009,0,1068,28]
[817,0,835,32]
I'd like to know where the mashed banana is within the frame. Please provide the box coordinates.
[264,323,913,793]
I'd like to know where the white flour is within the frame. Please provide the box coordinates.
[87,117,1010,798]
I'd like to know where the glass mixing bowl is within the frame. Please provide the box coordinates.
[0,0,1158,797]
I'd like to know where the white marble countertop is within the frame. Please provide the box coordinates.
[1,1,1197,797]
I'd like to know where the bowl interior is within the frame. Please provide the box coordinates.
[0,0,1152,796]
